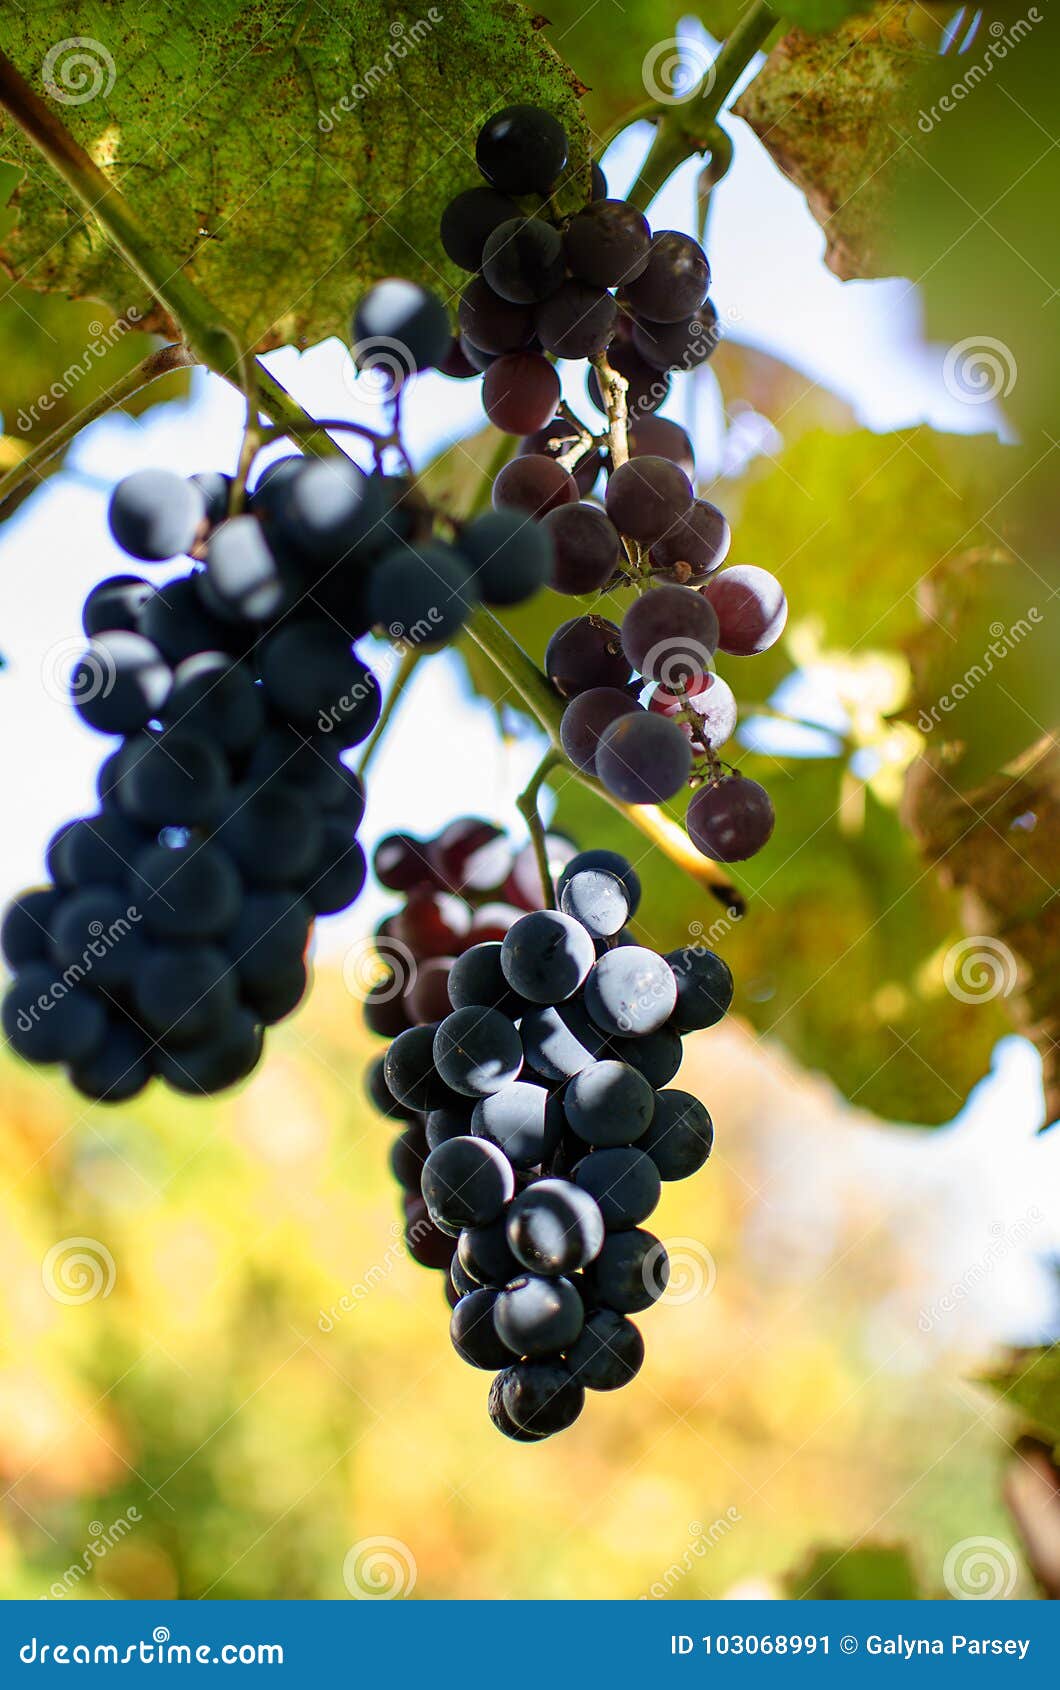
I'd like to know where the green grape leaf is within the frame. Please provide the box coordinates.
[733,3,942,279]
[786,1543,922,1599]
[0,1,590,352]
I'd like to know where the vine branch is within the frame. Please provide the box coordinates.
[625,1,778,213]
[356,646,424,778]
[516,749,564,909]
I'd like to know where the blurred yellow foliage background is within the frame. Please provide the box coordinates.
[0,967,1032,1601]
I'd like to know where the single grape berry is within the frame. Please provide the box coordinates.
[583,945,677,1037]
[605,457,694,546]
[433,1006,524,1097]
[494,1275,585,1359]
[482,217,565,304]
[481,353,561,435]
[563,1059,655,1146]
[420,1136,515,1234]
[703,565,788,655]
[535,281,616,360]
[557,849,641,916]
[573,1146,661,1228]
[500,909,596,1005]
[476,105,568,196]
[368,540,477,644]
[471,1081,562,1170]
[650,501,730,581]
[351,278,451,377]
[558,869,629,939]
[492,455,578,518]
[458,277,535,354]
[506,1179,605,1276]
[108,469,205,563]
[519,998,609,1083]
[638,1089,714,1180]
[622,230,710,323]
[664,945,734,1031]
[559,689,641,773]
[545,616,629,698]
[72,632,172,736]
[650,672,738,751]
[585,1228,669,1313]
[563,200,651,289]
[459,509,553,607]
[621,583,719,688]
[595,711,692,804]
[450,1288,512,1370]
[441,186,521,270]
[567,1309,644,1390]
[687,775,775,862]
[541,503,622,596]
[627,415,695,478]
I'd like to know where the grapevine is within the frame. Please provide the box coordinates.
[1,59,787,1436]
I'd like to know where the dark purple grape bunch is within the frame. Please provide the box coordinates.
[440,104,720,448]
[366,844,733,1441]
[1,462,381,1100]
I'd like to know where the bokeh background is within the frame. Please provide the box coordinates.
[1,8,1059,1601]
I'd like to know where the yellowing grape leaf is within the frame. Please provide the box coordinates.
[0,1,590,351]
[733,3,941,279]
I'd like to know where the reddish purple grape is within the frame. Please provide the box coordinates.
[405,958,457,1024]
[459,334,498,373]
[374,832,436,892]
[541,502,622,595]
[622,231,710,323]
[650,501,731,581]
[649,672,737,750]
[563,200,651,289]
[545,616,629,698]
[626,416,695,479]
[703,566,788,655]
[492,454,578,518]
[535,282,616,360]
[687,775,775,862]
[439,337,480,380]
[482,353,561,435]
[429,817,511,895]
[560,688,643,772]
[394,889,472,958]
[595,712,692,803]
[458,277,534,354]
[604,455,693,545]
[476,105,568,197]
[621,584,719,688]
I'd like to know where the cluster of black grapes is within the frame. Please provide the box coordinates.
[0,459,388,1097]
[436,105,787,864]
[366,834,733,1440]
